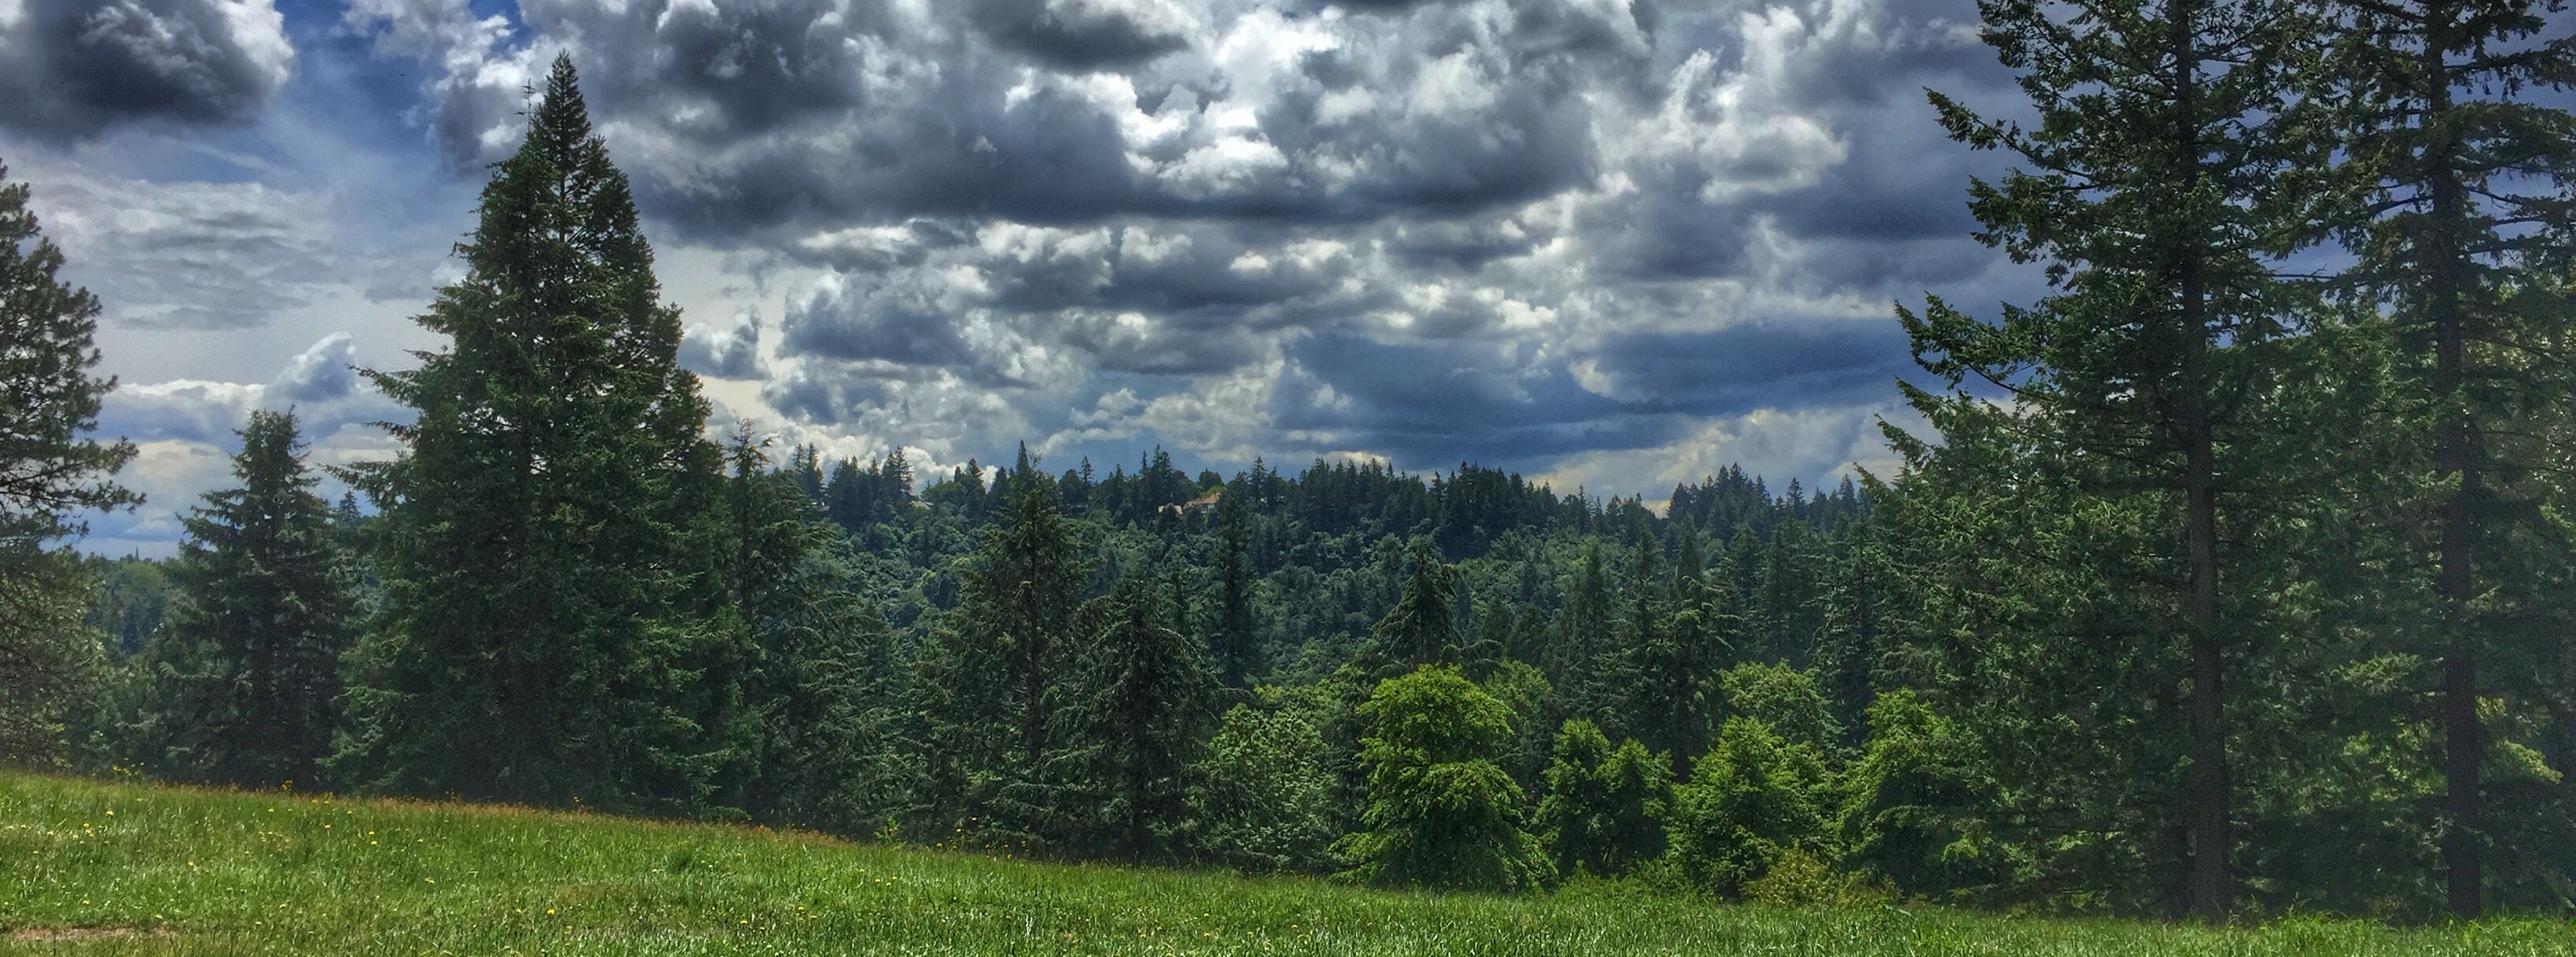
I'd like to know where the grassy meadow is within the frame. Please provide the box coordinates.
[0,772,2564,955]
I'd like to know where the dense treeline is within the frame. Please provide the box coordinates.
[2,1,2571,926]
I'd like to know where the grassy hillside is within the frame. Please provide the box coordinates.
[0,773,2563,956]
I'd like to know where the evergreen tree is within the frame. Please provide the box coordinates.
[1210,489,1261,685]
[1370,548,1461,670]
[0,161,134,763]
[1590,532,1665,740]
[2316,0,2576,917]
[0,162,135,545]
[1877,416,2210,914]
[773,596,905,835]
[717,430,887,829]
[335,56,728,811]
[1909,0,2319,919]
[1812,522,1890,740]
[83,557,169,657]
[1062,572,1218,860]
[1549,542,1613,715]
[1668,716,1836,899]
[1190,701,1339,873]
[1750,518,1822,665]
[824,458,873,531]
[1633,551,1733,763]
[133,411,360,788]
[1335,665,1553,891]
[916,474,1088,841]
[1534,719,1672,878]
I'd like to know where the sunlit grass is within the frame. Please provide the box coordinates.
[1,772,2563,955]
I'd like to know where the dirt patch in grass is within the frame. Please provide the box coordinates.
[7,925,176,942]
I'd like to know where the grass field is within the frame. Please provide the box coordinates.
[1,773,2566,955]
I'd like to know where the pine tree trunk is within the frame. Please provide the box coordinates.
[2420,7,2483,917]
[2181,279,2230,924]
[2185,425,2228,923]
[2172,6,2228,921]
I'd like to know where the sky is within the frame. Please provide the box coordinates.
[0,0,2042,556]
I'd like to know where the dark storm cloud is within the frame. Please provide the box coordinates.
[347,0,2034,488]
[1388,213,1552,271]
[563,0,880,141]
[1089,226,1365,317]
[1269,336,1674,469]
[640,80,1154,236]
[780,281,982,372]
[1588,323,1916,415]
[773,218,1378,382]
[1583,192,1760,281]
[0,0,292,141]
[1263,319,1917,473]
[970,0,1191,70]
[383,0,1647,239]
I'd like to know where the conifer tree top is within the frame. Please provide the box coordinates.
[0,161,137,541]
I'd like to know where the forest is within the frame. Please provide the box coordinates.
[1,0,2570,929]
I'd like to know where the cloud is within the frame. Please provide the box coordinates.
[18,163,386,331]
[268,331,359,402]
[680,308,765,380]
[341,0,551,167]
[971,0,1195,70]
[49,0,2039,530]
[78,328,402,553]
[98,332,394,445]
[1535,401,1921,501]
[0,0,292,141]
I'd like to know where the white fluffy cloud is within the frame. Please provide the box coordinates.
[82,331,400,554]
[100,332,387,444]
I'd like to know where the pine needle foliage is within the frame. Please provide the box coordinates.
[1336,665,1553,892]
[0,161,131,765]
[333,55,728,813]
[123,411,360,788]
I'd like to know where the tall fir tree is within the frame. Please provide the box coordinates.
[0,162,134,545]
[0,161,135,764]
[335,56,729,812]
[1210,488,1262,685]
[1907,0,2318,920]
[1812,521,1890,740]
[1635,546,1734,763]
[1371,548,1462,671]
[129,411,360,788]
[1549,542,1613,716]
[911,474,1089,841]
[2316,0,2576,917]
[1591,531,1666,741]
[1061,572,1218,860]
[718,428,880,827]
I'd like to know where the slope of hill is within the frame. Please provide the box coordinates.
[0,773,2558,955]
